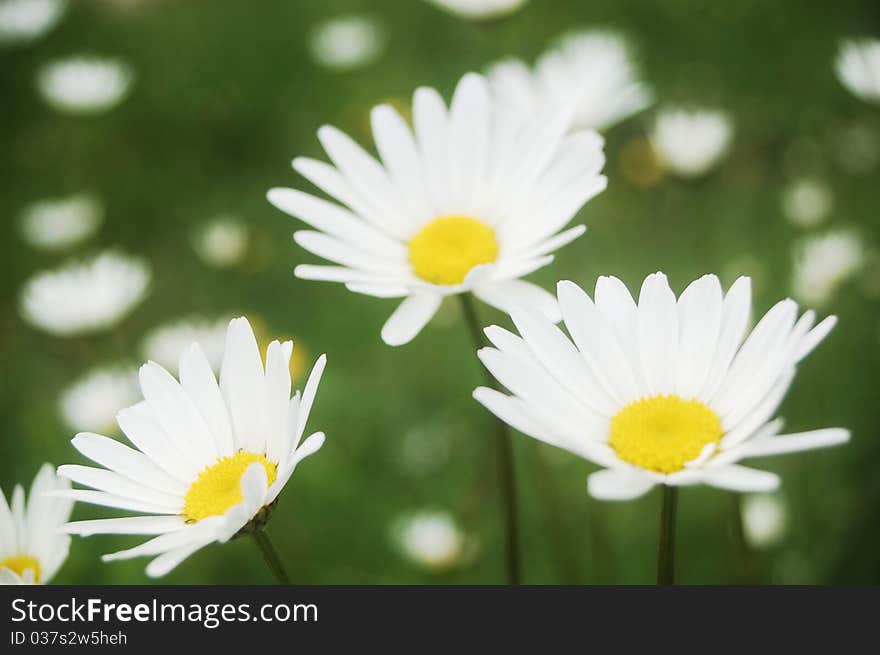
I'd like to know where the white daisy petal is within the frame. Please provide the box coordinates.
[381,294,443,346]
[637,272,679,395]
[509,305,616,416]
[700,466,780,493]
[178,343,235,457]
[736,428,850,459]
[116,402,200,483]
[264,340,293,464]
[318,125,411,235]
[557,279,637,404]
[594,275,646,392]
[699,276,752,400]
[268,187,404,257]
[50,489,177,515]
[62,516,186,536]
[474,279,560,323]
[294,264,402,285]
[345,283,410,298]
[371,104,432,221]
[145,539,211,578]
[473,387,617,466]
[477,346,607,439]
[513,224,586,261]
[674,275,723,399]
[220,317,269,453]
[102,519,223,563]
[57,465,182,510]
[294,230,409,274]
[795,315,837,362]
[269,432,326,504]
[587,469,655,501]
[292,157,405,240]
[294,356,326,449]
[139,361,219,465]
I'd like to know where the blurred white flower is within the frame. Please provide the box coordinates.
[741,494,787,549]
[192,217,249,268]
[308,15,385,71]
[835,38,880,105]
[650,107,733,178]
[0,465,72,585]
[488,30,651,131]
[395,510,465,571]
[792,230,864,306]
[0,0,66,46]
[19,251,151,336]
[141,316,229,374]
[427,0,527,21]
[781,178,833,228]
[19,193,103,251]
[59,365,140,434]
[37,55,134,114]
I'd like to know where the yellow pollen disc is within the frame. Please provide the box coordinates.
[609,395,724,474]
[183,452,277,522]
[0,555,40,583]
[408,215,499,286]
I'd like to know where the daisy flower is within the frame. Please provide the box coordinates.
[19,251,150,337]
[268,72,607,346]
[59,365,141,434]
[0,465,73,585]
[741,493,787,549]
[56,317,326,577]
[426,0,528,21]
[474,273,850,501]
[394,510,466,571]
[780,178,833,229]
[0,0,66,46]
[37,55,133,114]
[835,39,880,105]
[792,229,864,307]
[19,193,103,251]
[308,15,385,72]
[141,316,230,374]
[487,30,652,131]
[650,107,733,178]
[192,217,249,269]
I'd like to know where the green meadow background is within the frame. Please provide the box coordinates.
[1,0,878,584]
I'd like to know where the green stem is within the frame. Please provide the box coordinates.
[459,293,521,585]
[252,531,291,585]
[731,493,758,584]
[657,485,678,585]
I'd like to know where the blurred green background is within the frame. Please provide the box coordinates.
[1,0,879,585]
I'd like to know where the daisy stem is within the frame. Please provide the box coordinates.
[657,485,678,585]
[731,493,758,584]
[252,531,291,585]
[458,293,521,585]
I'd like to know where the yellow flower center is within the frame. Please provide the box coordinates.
[183,452,277,522]
[0,555,40,583]
[408,215,499,286]
[609,395,724,474]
